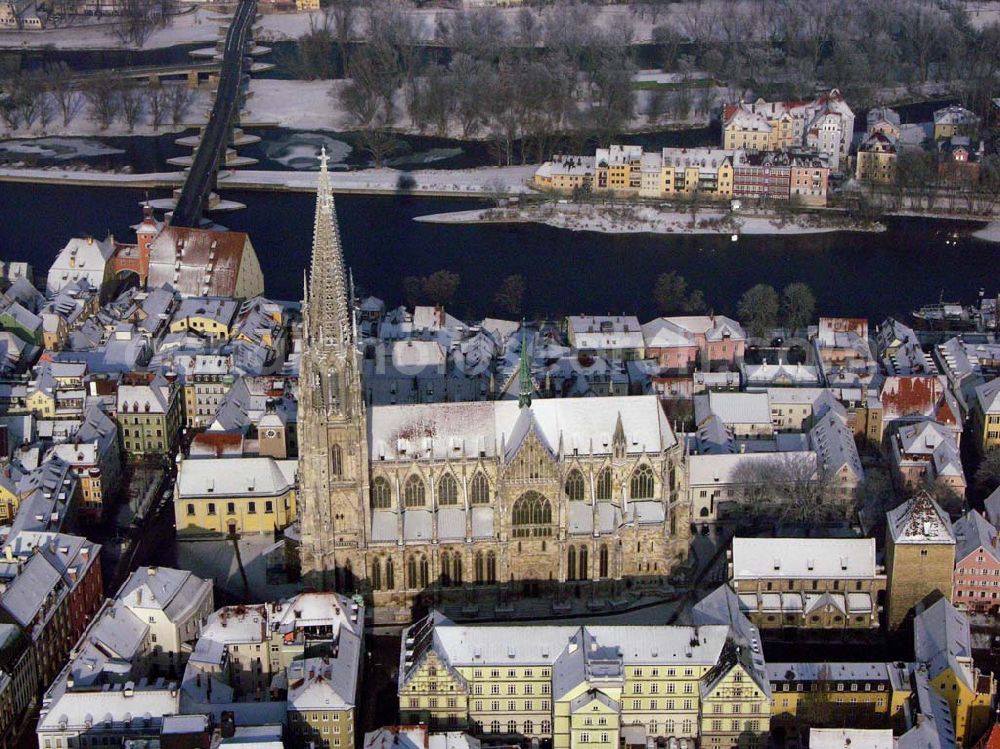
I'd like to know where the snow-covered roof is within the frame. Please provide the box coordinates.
[976,377,1000,415]
[953,510,1000,565]
[367,395,674,462]
[176,456,296,498]
[38,687,179,732]
[732,537,877,580]
[695,392,771,427]
[688,451,818,486]
[567,315,643,351]
[887,493,955,545]
[117,566,211,626]
[914,598,974,689]
[810,411,863,482]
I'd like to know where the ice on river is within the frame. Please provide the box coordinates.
[0,137,125,161]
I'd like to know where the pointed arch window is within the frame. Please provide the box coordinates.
[404,475,426,508]
[371,477,392,509]
[331,444,343,478]
[579,546,588,580]
[599,544,609,578]
[441,552,451,587]
[407,556,418,589]
[486,551,497,584]
[329,373,340,407]
[565,469,585,501]
[438,474,459,506]
[567,545,577,581]
[475,552,485,584]
[596,468,612,501]
[453,554,463,585]
[419,555,429,589]
[470,472,490,505]
[372,557,382,591]
[386,558,395,590]
[630,464,655,500]
[511,492,552,538]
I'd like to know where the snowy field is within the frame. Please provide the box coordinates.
[416,203,885,237]
[0,163,537,195]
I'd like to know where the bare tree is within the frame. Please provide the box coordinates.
[113,0,163,47]
[84,73,122,131]
[146,84,168,130]
[119,84,145,132]
[167,83,194,125]
[731,454,845,526]
[47,64,85,128]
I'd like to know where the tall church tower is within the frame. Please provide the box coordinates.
[298,148,370,592]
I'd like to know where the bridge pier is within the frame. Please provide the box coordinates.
[188,70,201,89]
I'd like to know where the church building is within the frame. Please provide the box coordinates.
[298,151,689,623]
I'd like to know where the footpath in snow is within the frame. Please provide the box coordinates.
[415,203,886,237]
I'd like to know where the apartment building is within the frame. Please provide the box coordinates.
[722,91,854,172]
[398,613,771,749]
[913,598,995,746]
[768,662,911,733]
[952,510,1000,615]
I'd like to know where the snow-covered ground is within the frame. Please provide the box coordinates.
[0,4,667,51]
[972,221,1000,243]
[0,163,537,195]
[0,89,211,140]
[0,1,991,52]
[416,203,884,236]
[177,536,300,603]
[244,78,719,139]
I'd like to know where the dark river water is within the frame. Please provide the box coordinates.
[0,181,996,322]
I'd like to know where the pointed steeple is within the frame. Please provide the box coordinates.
[612,412,626,459]
[308,147,352,357]
[518,324,532,408]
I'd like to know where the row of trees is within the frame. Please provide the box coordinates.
[0,68,195,133]
[737,282,816,338]
[650,274,816,338]
[294,0,1000,162]
[399,271,528,316]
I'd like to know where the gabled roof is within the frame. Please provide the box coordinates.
[913,598,975,689]
[977,377,1000,414]
[953,510,1000,565]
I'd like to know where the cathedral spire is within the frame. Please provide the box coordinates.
[518,324,532,408]
[308,147,352,356]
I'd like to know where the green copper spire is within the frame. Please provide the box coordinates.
[518,325,532,408]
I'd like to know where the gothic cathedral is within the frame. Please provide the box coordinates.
[299,151,689,623]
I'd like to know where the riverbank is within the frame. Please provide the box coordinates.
[0,164,535,196]
[972,221,1000,243]
[415,203,886,237]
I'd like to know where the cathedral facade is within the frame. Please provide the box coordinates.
[299,152,689,622]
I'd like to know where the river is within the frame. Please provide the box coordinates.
[1,181,996,322]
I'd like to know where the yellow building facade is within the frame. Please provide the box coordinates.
[972,380,1000,456]
[175,456,298,536]
[767,662,911,740]
[398,616,771,749]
